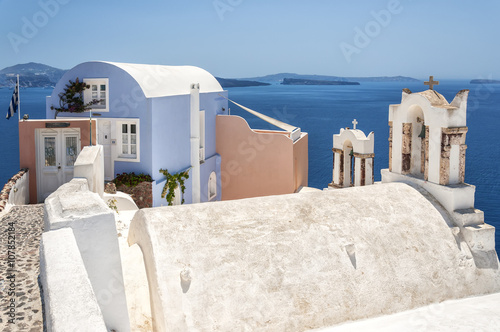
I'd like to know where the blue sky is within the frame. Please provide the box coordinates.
[0,0,498,79]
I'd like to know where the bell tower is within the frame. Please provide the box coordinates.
[329,119,374,188]
[382,77,496,266]
[386,77,469,185]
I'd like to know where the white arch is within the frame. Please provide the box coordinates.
[333,128,374,154]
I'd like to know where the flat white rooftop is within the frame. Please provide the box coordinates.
[315,292,500,332]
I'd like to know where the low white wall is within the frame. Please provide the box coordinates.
[74,145,104,197]
[103,192,138,212]
[0,169,30,216]
[40,228,107,332]
[7,169,30,205]
[44,178,130,332]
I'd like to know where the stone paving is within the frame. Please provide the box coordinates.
[0,205,44,331]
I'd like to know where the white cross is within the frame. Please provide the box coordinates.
[352,119,358,130]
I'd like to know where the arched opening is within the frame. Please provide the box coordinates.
[408,105,426,178]
[343,140,354,187]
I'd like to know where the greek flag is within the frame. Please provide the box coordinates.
[6,79,19,120]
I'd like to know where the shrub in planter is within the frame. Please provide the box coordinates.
[113,172,153,187]
[112,172,153,209]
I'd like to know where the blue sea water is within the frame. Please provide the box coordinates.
[1,83,499,251]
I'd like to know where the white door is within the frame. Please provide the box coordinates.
[98,120,113,181]
[36,128,81,202]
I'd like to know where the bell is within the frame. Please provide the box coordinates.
[349,149,354,157]
[418,125,426,139]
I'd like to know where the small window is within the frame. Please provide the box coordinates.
[44,137,56,166]
[121,123,137,157]
[117,120,140,161]
[208,171,217,200]
[84,78,109,112]
[65,136,78,166]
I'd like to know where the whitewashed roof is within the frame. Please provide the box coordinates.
[102,61,223,98]
[415,89,451,107]
[128,182,500,330]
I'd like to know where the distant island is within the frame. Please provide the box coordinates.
[282,78,360,86]
[215,77,270,88]
[242,73,420,83]
[470,79,500,84]
[0,62,66,88]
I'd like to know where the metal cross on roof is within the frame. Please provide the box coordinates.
[424,76,439,90]
[352,119,358,130]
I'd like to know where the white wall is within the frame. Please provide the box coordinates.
[7,169,29,205]
[40,228,107,332]
[74,145,104,197]
[44,178,130,332]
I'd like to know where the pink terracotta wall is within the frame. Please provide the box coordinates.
[19,119,96,204]
[216,115,308,201]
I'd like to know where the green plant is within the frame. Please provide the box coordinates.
[107,198,119,214]
[113,172,152,187]
[159,168,190,206]
[50,78,100,118]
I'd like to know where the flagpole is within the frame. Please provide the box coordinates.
[17,74,20,122]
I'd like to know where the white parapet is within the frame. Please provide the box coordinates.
[44,178,130,332]
[40,228,107,332]
[7,169,29,205]
[74,145,104,198]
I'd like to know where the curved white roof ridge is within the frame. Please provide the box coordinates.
[338,128,372,141]
[413,89,452,107]
[350,128,371,140]
[99,61,223,98]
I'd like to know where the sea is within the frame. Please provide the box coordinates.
[1,82,499,251]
